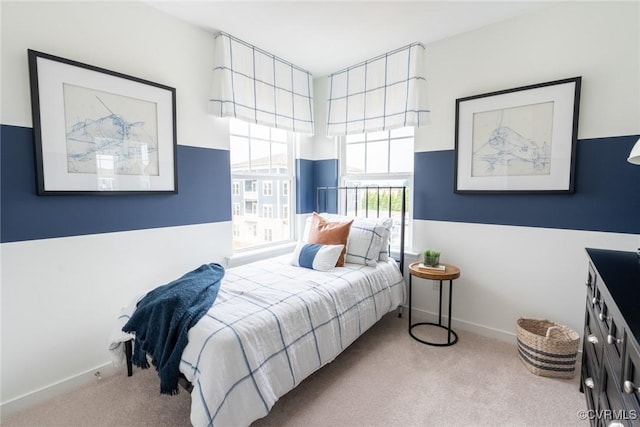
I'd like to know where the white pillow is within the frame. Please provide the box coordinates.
[302,213,393,265]
[290,242,344,271]
[345,219,386,266]
[376,217,393,261]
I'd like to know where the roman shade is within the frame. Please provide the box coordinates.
[326,43,430,137]
[209,32,314,135]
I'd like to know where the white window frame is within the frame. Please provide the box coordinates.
[230,119,297,253]
[263,204,273,219]
[339,128,414,252]
[232,203,240,216]
[232,181,240,196]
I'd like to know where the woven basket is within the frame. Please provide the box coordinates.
[516,318,579,379]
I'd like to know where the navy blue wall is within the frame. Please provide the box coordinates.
[5,123,635,243]
[414,135,640,234]
[295,158,314,214]
[1,124,232,243]
[295,158,339,214]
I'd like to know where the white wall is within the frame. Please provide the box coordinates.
[311,77,339,160]
[416,1,640,152]
[2,0,638,417]
[0,1,233,414]
[411,2,640,340]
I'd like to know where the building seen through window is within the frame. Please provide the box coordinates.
[229,119,293,250]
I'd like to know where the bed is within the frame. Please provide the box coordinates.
[109,186,407,427]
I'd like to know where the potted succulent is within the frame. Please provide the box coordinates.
[423,249,441,267]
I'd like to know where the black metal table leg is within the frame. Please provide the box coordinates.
[408,276,458,347]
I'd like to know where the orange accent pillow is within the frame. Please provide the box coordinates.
[307,212,353,267]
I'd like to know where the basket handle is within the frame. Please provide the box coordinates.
[546,326,570,340]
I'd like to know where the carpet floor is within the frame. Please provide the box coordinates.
[2,313,588,426]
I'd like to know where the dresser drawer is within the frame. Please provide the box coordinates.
[622,338,640,425]
[585,302,606,368]
[582,356,599,416]
[593,283,612,333]
[603,308,625,385]
[599,357,632,426]
[586,263,597,300]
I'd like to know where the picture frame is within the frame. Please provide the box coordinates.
[28,49,178,195]
[454,77,581,194]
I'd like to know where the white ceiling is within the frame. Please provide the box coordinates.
[147,1,551,77]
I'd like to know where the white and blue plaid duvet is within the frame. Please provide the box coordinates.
[112,255,404,427]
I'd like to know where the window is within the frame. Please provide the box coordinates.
[263,181,273,196]
[341,127,414,250]
[230,119,295,250]
[246,222,257,237]
[245,180,257,193]
[232,203,240,216]
[282,205,289,220]
[232,181,240,196]
[244,200,257,215]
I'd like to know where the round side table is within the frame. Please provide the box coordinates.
[408,261,461,346]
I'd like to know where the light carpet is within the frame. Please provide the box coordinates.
[2,313,588,426]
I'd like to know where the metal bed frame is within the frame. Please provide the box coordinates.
[316,185,406,273]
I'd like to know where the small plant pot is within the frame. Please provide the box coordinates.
[424,256,440,267]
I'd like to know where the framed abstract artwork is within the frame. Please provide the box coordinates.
[28,49,178,195]
[454,77,581,193]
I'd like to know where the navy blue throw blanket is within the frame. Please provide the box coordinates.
[122,263,224,395]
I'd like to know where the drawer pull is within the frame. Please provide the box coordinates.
[585,280,591,287]
[608,422,625,427]
[598,313,610,322]
[587,334,599,345]
[584,377,595,389]
[623,380,639,394]
[606,334,622,345]
[592,297,598,305]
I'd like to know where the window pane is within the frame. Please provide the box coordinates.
[271,128,287,142]
[250,123,270,140]
[346,143,365,174]
[389,137,414,173]
[346,133,365,143]
[230,136,249,173]
[230,122,294,251]
[271,142,288,174]
[250,139,270,172]
[366,140,388,173]
[342,128,413,251]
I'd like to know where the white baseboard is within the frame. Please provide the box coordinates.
[0,362,118,420]
[404,306,583,356]
[404,305,517,344]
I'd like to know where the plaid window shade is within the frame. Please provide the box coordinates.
[326,43,430,137]
[210,32,314,135]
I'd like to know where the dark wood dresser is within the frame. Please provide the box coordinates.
[582,248,640,426]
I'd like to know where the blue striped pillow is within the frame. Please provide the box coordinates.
[290,242,344,271]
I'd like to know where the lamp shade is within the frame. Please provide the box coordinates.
[628,138,640,165]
